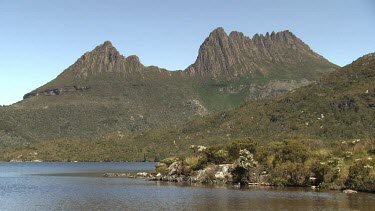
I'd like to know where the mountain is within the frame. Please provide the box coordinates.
[0,28,337,157]
[24,40,179,98]
[2,53,372,162]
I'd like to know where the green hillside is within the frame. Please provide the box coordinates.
[2,53,372,162]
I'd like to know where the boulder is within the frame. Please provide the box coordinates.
[343,189,358,194]
[214,171,226,180]
[215,164,233,183]
[136,172,149,177]
[168,161,182,176]
[195,169,209,183]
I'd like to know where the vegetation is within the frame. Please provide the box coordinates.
[158,139,375,192]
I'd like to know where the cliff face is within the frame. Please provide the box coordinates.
[186,27,336,79]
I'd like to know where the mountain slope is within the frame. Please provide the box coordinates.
[139,52,375,153]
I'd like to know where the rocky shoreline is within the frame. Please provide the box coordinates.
[101,170,358,194]
[101,140,374,194]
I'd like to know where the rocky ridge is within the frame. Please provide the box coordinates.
[186,27,335,78]
[23,28,336,101]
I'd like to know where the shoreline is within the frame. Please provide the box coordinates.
[101,171,363,194]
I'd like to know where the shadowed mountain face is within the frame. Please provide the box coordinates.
[1,28,338,151]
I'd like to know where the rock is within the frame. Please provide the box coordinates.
[168,161,182,176]
[69,41,144,79]
[343,189,358,194]
[190,164,234,184]
[214,171,225,180]
[195,169,209,183]
[186,100,208,116]
[103,173,134,178]
[23,85,90,100]
[136,172,149,177]
[216,164,233,183]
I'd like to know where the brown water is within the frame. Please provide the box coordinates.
[0,162,374,210]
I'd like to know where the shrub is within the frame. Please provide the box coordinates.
[155,162,169,174]
[311,162,336,184]
[159,156,179,166]
[231,149,258,183]
[269,161,310,186]
[184,154,208,170]
[226,139,258,161]
[269,140,309,167]
[345,160,375,192]
[231,166,248,184]
[205,144,230,164]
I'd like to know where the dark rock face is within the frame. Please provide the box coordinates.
[186,27,335,78]
[23,86,90,99]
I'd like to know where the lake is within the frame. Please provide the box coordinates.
[0,162,374,210]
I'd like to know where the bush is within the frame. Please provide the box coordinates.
[267,140,309,167]
[155,162,169,174]
[311,162,336,184]
[345,160,375,192]
[231,149,258,184]
[231,166,248,184]
[184,154,207,170]
[159,156,179,166]
[269,161,310,186]
[226,139,258,161]
[205,144,230,164]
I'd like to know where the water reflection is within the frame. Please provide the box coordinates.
[1,162,374,210]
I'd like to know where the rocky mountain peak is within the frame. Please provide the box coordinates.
[102,40,113,46]
[59,41,144,80]
[208,27,227,38]
[186,27,335,78]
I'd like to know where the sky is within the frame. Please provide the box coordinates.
[0,0,374,105]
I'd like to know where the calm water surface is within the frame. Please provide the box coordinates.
[0,162,374,210]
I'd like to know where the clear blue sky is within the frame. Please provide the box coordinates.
[1,0,374,105]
